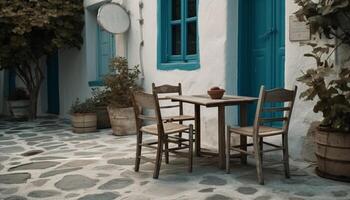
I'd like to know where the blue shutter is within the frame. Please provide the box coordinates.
[97,26,115,79]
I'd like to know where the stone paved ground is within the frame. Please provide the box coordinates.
[0,117,350,200]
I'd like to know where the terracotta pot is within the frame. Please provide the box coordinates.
[96,106,111,129]
[71,113,97,133]
[8,100,30,119]
[107,106,136,136]
[315,128,350,182]
[207,89,225,99]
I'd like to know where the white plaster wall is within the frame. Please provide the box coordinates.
[285,2,322,159]
[118,0,234,149]
[58,41,89,116]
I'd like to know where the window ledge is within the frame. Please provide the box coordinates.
[88,80,105,87]
[158,62,200,71]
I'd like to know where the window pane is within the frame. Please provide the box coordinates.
[187,22,197,55]
[172,0,181,20]
[188,0,196,18]
[172,25,181,55]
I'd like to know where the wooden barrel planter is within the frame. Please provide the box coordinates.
[96,106,111,129]
[107,106,136,136]
[315,128,350,182]
[71,113,97,133]
[8,100,30,119]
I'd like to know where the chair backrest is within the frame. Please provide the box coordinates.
[152,83,184,116]
[132,91,164,135]
[253,85,298,136]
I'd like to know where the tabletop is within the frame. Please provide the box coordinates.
[168,95,258,107]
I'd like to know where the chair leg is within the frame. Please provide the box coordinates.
[282,134,290,178]
[178,121,183,147]
[240,135,247,165]
[226,125,231,174]
[164,135,169,164]
[259,137,263,165]
[178,132,182,147]
[188,124,194,173]
[135,131,143,172]
[254,137,264,185]
[153,137,163,179]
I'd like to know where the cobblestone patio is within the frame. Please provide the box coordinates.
[0,117,350,200]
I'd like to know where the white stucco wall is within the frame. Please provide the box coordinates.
[285,2,322,159]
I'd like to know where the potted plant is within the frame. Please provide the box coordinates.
[296,0,350,181]
[7,88,30,119]
[91,88,111,129]
[104,57,141,136]
[69,98,97,133]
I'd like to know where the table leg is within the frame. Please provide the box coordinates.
[195,104,201,157]
[240,104,248,164]
[218,106,225,169]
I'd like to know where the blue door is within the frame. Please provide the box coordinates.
[3,69,16,98]
[238,0,285,124]
[47,52,60,114]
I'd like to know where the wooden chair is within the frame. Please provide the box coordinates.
[225,86,297,185]
[152,83,196,147]
[132,91,194,179]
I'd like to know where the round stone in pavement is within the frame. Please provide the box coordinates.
[12,126,33,130]
[77,192,120,200]
[288,197,304,200]
[40,167,82,178]
[294,191,315,197]
[55,175,98,191]
[198,188,215,193]
[332,190,348,197]
[98,178,134,190]
[31,179,49,187]
[107,158,137,166]
[65,193,80,198]
[24,136,53,142]
[205,194,233,200]
[0,173,31,184]
[199,176,227,186]
[0,187,18,195]
[4,130,21,134]
[18,133,37,138]
[21,150,44,157]
[9,161,60,171]
[236,186,258,195]
[255,196,272,200]
[28,190,61,198]
[4,195,27,200]
[30,156,67,161]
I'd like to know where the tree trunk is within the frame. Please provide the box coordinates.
[28,89,39,120]
[15,59,44,120]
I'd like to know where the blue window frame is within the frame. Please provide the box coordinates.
[89,26,115,87]
[158,0,199,70]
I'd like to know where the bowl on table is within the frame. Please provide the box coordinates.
[207,87,225,99]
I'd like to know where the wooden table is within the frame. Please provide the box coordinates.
[168,95,258,169]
